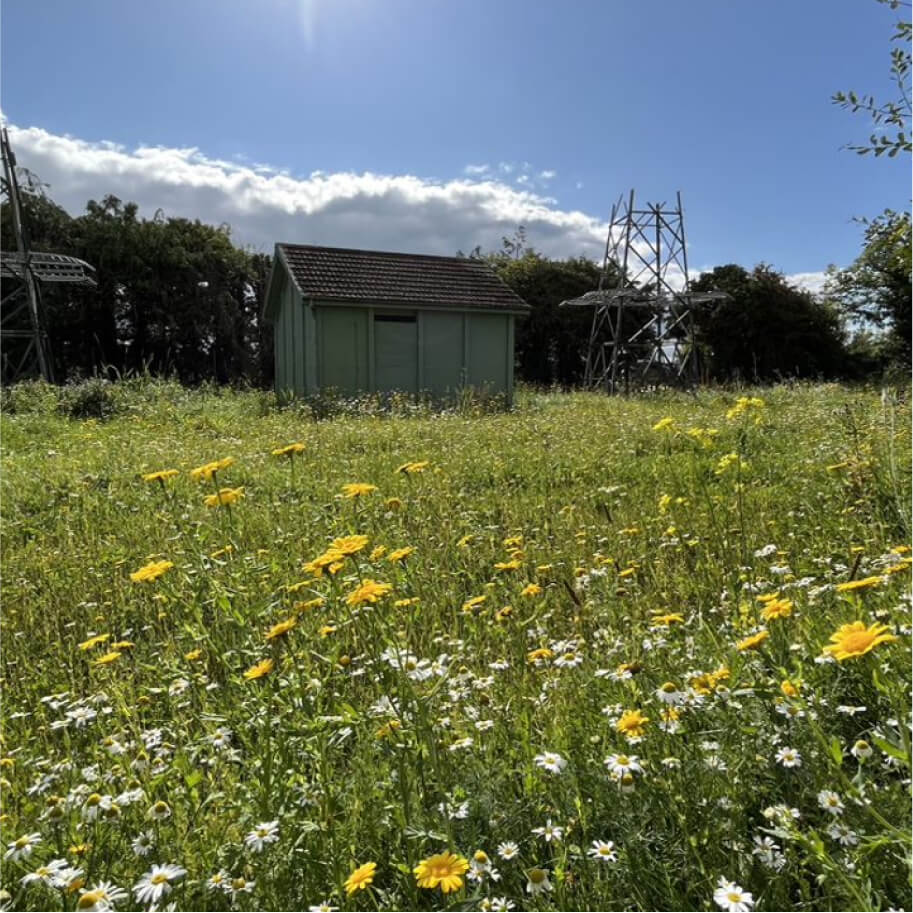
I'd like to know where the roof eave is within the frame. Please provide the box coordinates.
[310,296,530,315]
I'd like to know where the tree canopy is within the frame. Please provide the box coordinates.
[690,264,848,382]
[1,191,272,385]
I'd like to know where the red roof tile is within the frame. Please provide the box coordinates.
[276,244,530,313]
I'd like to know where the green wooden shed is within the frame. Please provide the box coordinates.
[262,244,530,400]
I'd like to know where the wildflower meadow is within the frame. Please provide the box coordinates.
[1,380,910,912]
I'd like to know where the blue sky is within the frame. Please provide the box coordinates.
[2,0,909,287]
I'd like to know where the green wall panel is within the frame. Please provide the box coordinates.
[467,313,508,392]
[317,306,369,393]
[421,311,464,393]
[374,317,418,392]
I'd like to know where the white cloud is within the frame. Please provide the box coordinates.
[785,270,831,295]
[5,123,829,294]
[8,124,608,260]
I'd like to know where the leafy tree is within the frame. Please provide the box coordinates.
[493,252,605,386]
[690,264,849,382]
[1,190,273,385]
[832,0,912,157]
[826,209,911,362]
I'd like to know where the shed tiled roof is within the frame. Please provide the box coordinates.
[276,244,530,313]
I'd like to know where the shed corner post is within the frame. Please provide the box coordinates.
[507,313,515,407]
[367,306,375,392]
[416,310,425,400]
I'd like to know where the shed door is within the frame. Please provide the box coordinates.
[374,313,418,392]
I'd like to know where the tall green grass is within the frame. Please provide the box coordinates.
[1,381,910,911]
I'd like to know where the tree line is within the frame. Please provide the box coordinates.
[1,186,909,389]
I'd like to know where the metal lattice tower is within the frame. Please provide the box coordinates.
[1,127,96,383]
[562,190,727,393]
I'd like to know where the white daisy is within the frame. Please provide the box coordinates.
[76,881,128,911]
[604,753,642,777]
[532,819,563,843]
[817,790,844,815]
[588,840,618,862]
[4,833,42,862]
[133,863,186,906]
[131,831,155,857]
[20,858,69,887]
[533,752,567,774]
[775,747,801,768]
[713,876,754,912]
[497,841,519,860]
[525,867,552,895]
[244,820,279,852]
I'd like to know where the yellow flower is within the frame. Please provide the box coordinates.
[495,605,513,622]
[272,443,305,457]
[243,658,275,680]
[385,497,403,511]
[203,486,244,508]
[527,647,554,664]
[319,624,337,637]
[726,396,765,422]
[822,620,897,661]
[265,617,297,641]
[294,596,326,613]
[111,640,134,650]
[413,852,469,893]
[130,560,174,583]
[397,460,429,474]
[689,666,730,694]
[685,427,719,448]
[388,547,415,563]
[835,575,884,593]
[618,567,637,579]
[190,457,234,481]
[344,862,377,896]
[331,535,370,556]
[651,612,685,626]
[341,483,378,498]
[761,599,794,621]
[394,597,420,608]
[210,546,233,559]
[369,545,388,561]
[78,633,110,651]
[304,548,347,577]
[493,558,522,572]
[652,417,676,432]
[142,469,179,483]
[780,679,800,698]
[93,651,121,666]
[346,579,393,606]
[736,630,770,651]
[461,595,487,614]
[715,452,748,476]
[616,709,649,740]
[457,534,474,548]
[520,582,542,598]
[185,649,203,661]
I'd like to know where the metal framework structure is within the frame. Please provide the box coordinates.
[562,190,726,393]
[1,127,96,383]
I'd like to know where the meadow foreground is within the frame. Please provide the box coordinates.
[1,382,910,912]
